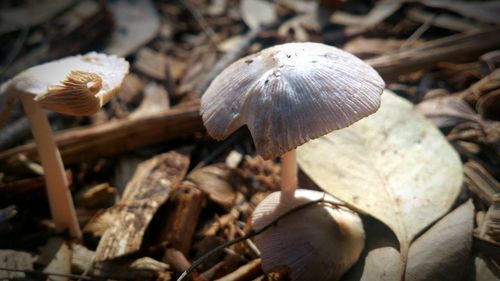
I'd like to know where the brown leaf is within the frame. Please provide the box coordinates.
[405,200,474,281]
[342,218,403,281]
[416,95,479,128]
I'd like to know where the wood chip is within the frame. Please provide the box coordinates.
[95,150,190,261]
[156,180,206,255]
[134,47,169,80]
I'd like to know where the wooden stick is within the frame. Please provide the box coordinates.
[367,26,500,80]
[0,102,203,167]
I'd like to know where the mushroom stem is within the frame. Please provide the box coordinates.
[281,149,298,195]
[18,93,82,239]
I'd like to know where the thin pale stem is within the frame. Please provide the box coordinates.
[19,93,81,239]
[281,149,297,195]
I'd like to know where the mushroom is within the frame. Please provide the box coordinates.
[200,42,384,280]
[1,52,129,238]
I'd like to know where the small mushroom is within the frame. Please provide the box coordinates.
[1,52,129,238]
[201,42,384,280]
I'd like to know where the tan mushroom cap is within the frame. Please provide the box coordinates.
[201,42,385,159]
[1,52,129,116]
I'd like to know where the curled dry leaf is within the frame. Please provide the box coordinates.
[416,94,479,128]
[298,90,463,260]
[406,200,474,281]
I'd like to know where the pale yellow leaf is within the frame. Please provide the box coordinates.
[297,90,463,259]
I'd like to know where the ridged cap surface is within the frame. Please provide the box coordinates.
[201,42,385,159]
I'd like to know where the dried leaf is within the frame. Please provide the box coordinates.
[416,95,479,128]
[342,218,403,281]
[105,0,160,57]
[406,200,474,281]
[240,0,277,30]
[298,90,463,260]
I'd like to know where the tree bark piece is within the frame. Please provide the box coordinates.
[367,26,500,81]
[0,102,202,168]
[95,150,190,261]
[156,180,206,255]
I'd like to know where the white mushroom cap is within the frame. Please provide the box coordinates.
[201,42,385,159]
[1,52,129,116]
[252,189,365,281]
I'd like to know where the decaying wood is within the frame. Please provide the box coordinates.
[0,102,203,169]
[156,180,206,255]
[367,26,500,81]
[95,150,190,261]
